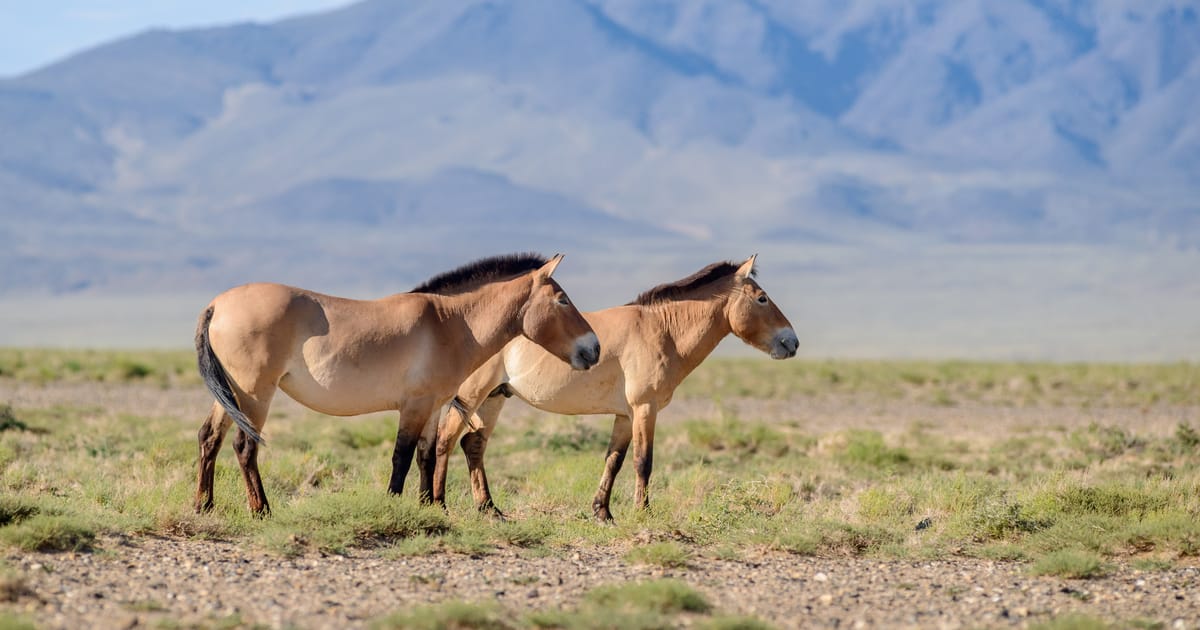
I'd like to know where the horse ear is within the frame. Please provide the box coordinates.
[536,253,564,280]
[735,254,758,280]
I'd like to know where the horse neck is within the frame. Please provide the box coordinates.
[443,276,531,361]
[653,290,732,375]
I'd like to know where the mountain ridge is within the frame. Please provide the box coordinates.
[1,0,1197,357]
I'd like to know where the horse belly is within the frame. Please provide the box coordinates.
[278,369,401,416]
[279,321,446,416]
[510,366,626,416]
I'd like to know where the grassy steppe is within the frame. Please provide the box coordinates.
[1,349,1198,627]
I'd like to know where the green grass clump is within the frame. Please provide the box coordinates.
[370,581,760,630]
[815,521,903,556]
[380,535,440,558]
[856,487,915,521]
[530,579,737,629]
[0,514,96,552]
[0,498,38,527]
[1174,422,1200,449]
[0,405,27,433]
[443,530,495,557]
[964,496,1047,541]
[584,579,711,615]
[1045,484,1168,517]
[625,541,692,568]
[372,601,514,630]
[492,517,553,548]
[0,612,37,630]
[684,415,790,458]
[837,430,911,472]
[258,490,450,555]
[1130,557,1174,571]
[117,360,154,380]
[1030,549,1110,579]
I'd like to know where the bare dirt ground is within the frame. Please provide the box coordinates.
[2,381,1199,629]
[6,536,1200,629]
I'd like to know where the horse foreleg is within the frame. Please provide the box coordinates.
[592,414,632,522]
[631,405,658,511]
[462,395,506,518]
[416,408,440,504]
[195,402,232,513]
[389,400,435,497]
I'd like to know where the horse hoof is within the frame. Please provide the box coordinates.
[479,504,507,521]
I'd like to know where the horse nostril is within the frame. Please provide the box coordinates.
[774,332,798,357]
[571,335,600,369]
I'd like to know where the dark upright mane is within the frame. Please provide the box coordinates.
[410,253,548,295]
[628,261,752,305]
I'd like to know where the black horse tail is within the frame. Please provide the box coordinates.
[195,306,264,444]
[450,396,471,417]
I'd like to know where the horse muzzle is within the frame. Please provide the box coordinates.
[769,329,799,360]
[569,332,601,370]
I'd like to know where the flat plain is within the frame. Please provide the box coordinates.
[1,350,1198,629]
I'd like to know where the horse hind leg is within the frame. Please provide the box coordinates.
[195,402,232,513]
[230,393,275,516]
[431,400,474,510]
[462,395,506,518]
[416,407,442,504]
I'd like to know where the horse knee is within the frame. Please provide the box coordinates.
[460,431,486,456]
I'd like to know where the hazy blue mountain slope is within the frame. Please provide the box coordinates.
[0,0,1196,300]
[246,167,674,238]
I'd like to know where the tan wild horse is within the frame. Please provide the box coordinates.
[193,253,600,515]
[430,255,797,521]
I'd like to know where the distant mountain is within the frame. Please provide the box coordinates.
[1,0,1198,358]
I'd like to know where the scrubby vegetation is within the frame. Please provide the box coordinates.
[1,353,1197,627]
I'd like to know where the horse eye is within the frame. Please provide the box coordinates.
[557,296,570,306]
[756,295,768,304]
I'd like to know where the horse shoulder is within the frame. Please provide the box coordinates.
[588,307,655,355]
[591,307,670,404]
[382,294,474,376]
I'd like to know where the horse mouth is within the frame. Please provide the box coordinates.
[769,330,799,359]
[569,333,600,370]
[570,355,596,370]
[770,347,797,360]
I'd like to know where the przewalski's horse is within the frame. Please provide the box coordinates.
[194,253,600,515]
[430,255,797,521]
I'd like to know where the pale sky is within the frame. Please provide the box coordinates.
[0,0,355,78]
